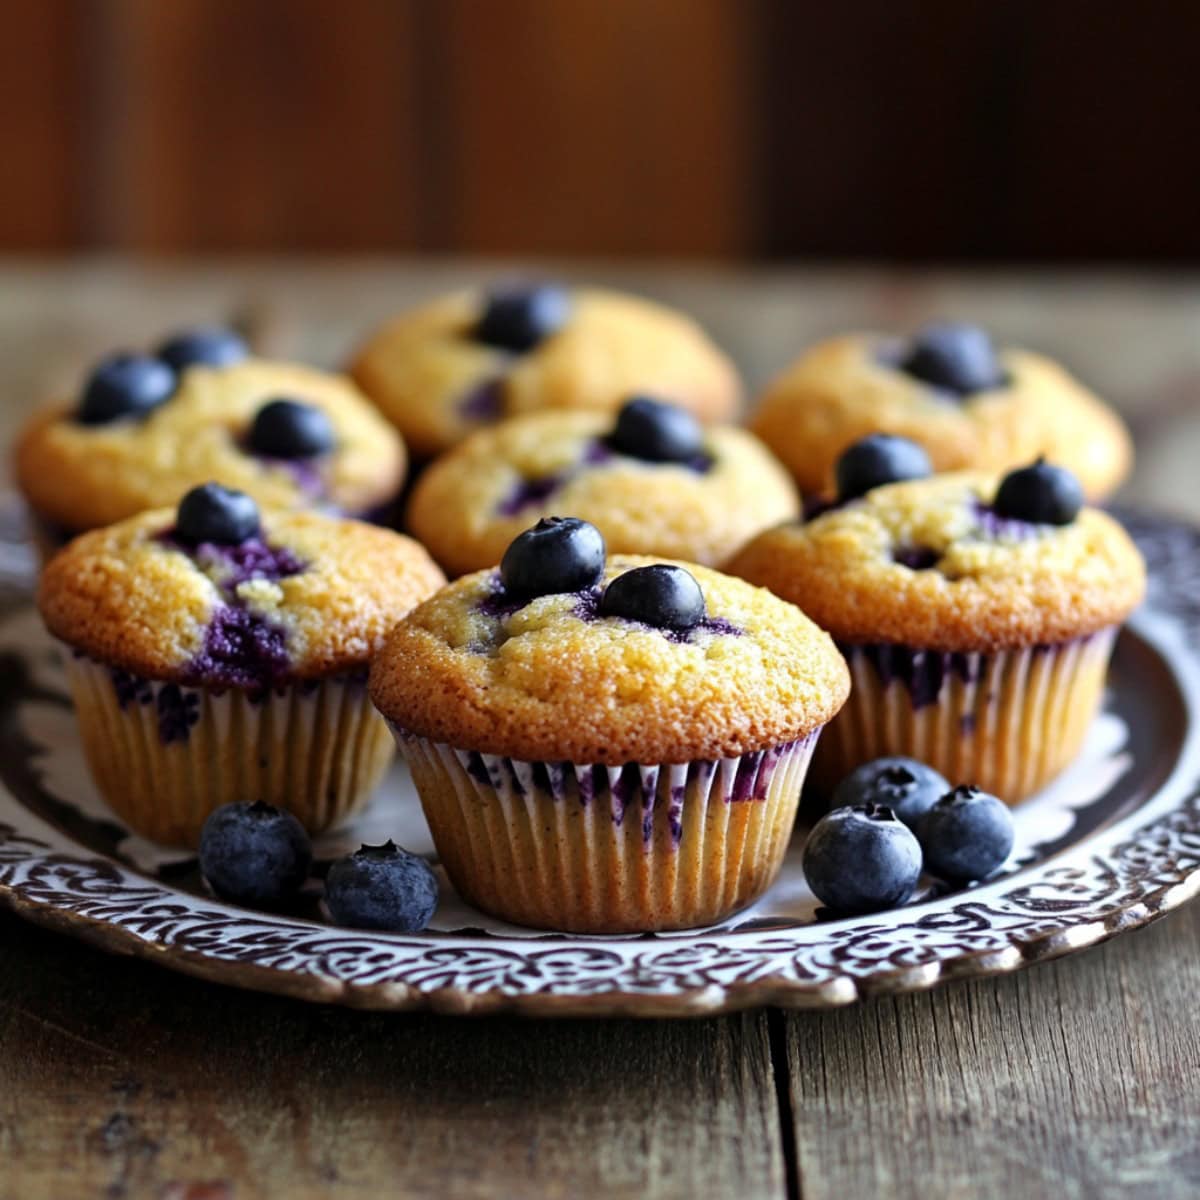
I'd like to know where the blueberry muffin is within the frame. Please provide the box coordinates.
[406,397,798,575]
[38,484,444,845]
[369,517,849,933]
[349,284,741,460]
[751,322,1133,503]
[15,327,407,557]
[727,448,1146,802]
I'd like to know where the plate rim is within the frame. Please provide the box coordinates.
[1,507,1198,1017]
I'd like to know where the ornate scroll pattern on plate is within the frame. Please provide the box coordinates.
[0,511,1199,1013]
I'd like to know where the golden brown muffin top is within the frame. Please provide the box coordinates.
[349,288,742,459]
[726,472,1146,652]
[369,555,850,764]
[406,409,798,575]
[751,334,1132,501]
[15,359,406,533]
[39,507,444,686]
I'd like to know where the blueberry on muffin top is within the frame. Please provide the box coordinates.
[38,489,444,688]
[17,343,406,532]
[369,519,849,764]
[726,467,1145,652]
[405,405,797,575]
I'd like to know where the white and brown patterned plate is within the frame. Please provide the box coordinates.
[1,500,1198,1016]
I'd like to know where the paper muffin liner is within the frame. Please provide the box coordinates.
[391,727,821,933]
[812,628,1119,803]
[64,654,395,846]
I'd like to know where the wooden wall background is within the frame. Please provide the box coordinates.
[4,0,1198,261]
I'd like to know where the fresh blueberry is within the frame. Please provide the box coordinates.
[832,756,951,830]
[802,803,923,914]
[474,284,570,353]
[176,482,261,545]
[607,396,705,463]
[324,841,439,932]
[499,516,606,602]
[198,801,312,908]
[992,458,1083,526]
[901,322,1005,394]
[157,327,248,371]
[835,434,932,502]
[918,785,1014,884]
[248,398,335,459]
[77,354,176,425]
[599,564,705,632]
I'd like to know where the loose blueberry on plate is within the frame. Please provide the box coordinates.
[157,327,248,371]
[77,353,176,425]
[832,756,950,830]
[607,396,705,463]
[198,801,312,908]
[835,434,932,502]
[176,482,261,545]
[249,398,335,459]
[599,564,705,632]
[918,785,1014,884]
[324,841,439,932]
[992,458,1083,526]
[474,284,570,354]
[802,803,923,915]
[901,321,1005,394]
[499,516,606,602]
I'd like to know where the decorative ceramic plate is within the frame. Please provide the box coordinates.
[1,501,1198,1017]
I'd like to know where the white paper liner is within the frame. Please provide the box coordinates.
[391,728,821,933]
[813,629,1119,802]
[65,654,394,846]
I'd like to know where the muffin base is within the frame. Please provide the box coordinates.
[65,654,394,846]
[393,728,820,933]
[812,629,1118,803]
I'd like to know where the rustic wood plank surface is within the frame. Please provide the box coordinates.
[785,901,1200,1200]
[0,912,783,1200]
[1,260,1199,1200]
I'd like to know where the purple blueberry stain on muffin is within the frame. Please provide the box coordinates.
[892,545,941,570]
[186,537,307,587]
[156,684,200,744]
[187,604,292,692]
[458,376,507,423]
[110,668,153,710]
[159,485,308,708]
[494,470,571,517]
[971,500,1040,542]
[845,643,979,710]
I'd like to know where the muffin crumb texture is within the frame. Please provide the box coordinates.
[370,555,850,763]
[726,472,1146,651]
[16,359,406,532]
[751,335,1132,500]
[38,508,445,682]
[350,288,742,458]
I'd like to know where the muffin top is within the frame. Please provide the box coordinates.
[726,471,1146,652]
[16,352,406,532]
[751,329,1132,501]
[369,553,849,764]
[39,497,444,688]
[349,285,741,459]
[406,403,799,575]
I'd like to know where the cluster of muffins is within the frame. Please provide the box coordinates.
[19,287,1146,934]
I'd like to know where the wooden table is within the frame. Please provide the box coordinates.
[2,260,1199,1200]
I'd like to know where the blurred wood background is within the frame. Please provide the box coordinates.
[5,0,1198,261]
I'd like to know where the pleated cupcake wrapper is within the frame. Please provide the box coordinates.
[392,727,820,933]
[812,628,1119,803]
[65,654,395,847]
